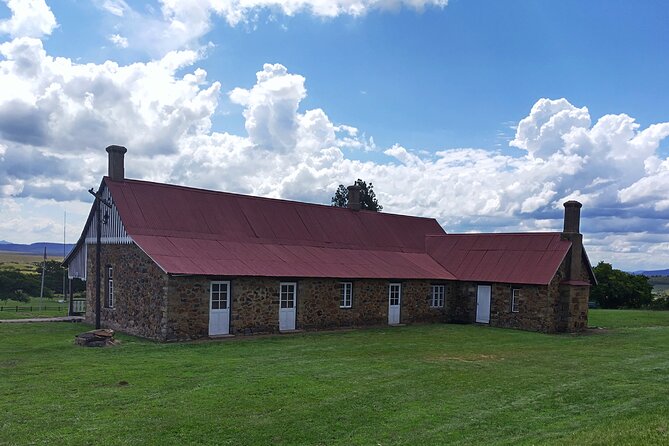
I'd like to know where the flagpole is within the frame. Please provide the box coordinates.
[40,247,46,311]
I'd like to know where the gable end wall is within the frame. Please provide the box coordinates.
[86,243,169,340]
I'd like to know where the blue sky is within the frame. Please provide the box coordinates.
[0,0,668,270]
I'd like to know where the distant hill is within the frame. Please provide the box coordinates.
[633,269,669,277]
[0,242,75,258]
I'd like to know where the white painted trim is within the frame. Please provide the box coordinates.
[279,282,297,331]
[511,288,520,313]
[476,285,491,324]
[388,282,401,325]
[430,284,445,308]
[340,282,352,308]
[84,185,133,245]
[209,280,231,336]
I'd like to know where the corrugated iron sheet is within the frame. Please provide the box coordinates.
[135,235,453,279]
[107,179,451,279]
[425,233,571,285]
[105,179,579,285]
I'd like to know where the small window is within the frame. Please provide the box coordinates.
[280,282,296,309]
[340,282,352,308]
[431,285,445,308]
[106,266,114,308]
[389,283,401,306]
[511,288,520,313]
[210,281,230,310]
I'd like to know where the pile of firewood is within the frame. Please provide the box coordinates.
[74,329,119,347]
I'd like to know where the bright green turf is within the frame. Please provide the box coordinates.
[1,309,668,445]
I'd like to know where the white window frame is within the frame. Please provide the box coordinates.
[280,282,297,309]
[210,281,230,310]
[511,288,520,313]
[340,282,352,308]
[389,283,401,306]
[106,266,114,309]
[430,284,445,308]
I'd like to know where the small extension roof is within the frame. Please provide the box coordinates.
[427,233,580,285]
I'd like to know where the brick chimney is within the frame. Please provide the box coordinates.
[562,200,583,281]
[347,184,361,211]
[106,145,127,181]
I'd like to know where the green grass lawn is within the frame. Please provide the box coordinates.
[1,310,668,445]
[0,297,69,319]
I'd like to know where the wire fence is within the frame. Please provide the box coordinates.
[0,301,85,313]
[0,305,68,312]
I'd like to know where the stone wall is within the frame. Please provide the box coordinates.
[84,243,591,340]
[447,254,591,333]
[447,282,476,323]
[164,277,449,340]
[557,253,591,332]
[490,282,559,332]
[85,243,168,340]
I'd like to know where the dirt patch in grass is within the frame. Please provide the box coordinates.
[0,359,18,368]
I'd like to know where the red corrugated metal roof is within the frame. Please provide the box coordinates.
[425,233,572,285]
[102,177,591,285]
[107,178,452,279]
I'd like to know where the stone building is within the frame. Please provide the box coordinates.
[64,146,596,341]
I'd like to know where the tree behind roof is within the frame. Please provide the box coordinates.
[331,179,383,211]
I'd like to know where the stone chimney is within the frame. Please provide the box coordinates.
[563,200,582,233]
[347,185,361,211]
[106,145,127,181]
[558,200,590,333]
[562,200,583,281]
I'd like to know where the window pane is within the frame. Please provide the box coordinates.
[341,282,352,307]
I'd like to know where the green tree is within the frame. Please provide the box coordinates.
[591,261,653,308]
[331,179,383,211]
[0,270,42,301]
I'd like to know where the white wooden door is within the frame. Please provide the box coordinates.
[388,283,401,325]
[279,282,297,331]
[209,281,230,336]
[476,285,491,324]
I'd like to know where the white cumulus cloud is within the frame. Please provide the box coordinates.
[1,24,669,269]
[108,33,128,48]
[0,0,57,38]
[99,0,448,55]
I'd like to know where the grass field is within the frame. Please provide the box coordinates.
[0,251,51,265]
[0,252,75,319]
[1,310,668,445]
[0,296,70,319]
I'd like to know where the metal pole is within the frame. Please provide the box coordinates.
[39,247,46,310]
[63,211,66,305]
[95,200,102,329]
[68,278,73,316]
[88,187,111,329]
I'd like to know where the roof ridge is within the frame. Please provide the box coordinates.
[106,176,440,223]
[426,232,562,237]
